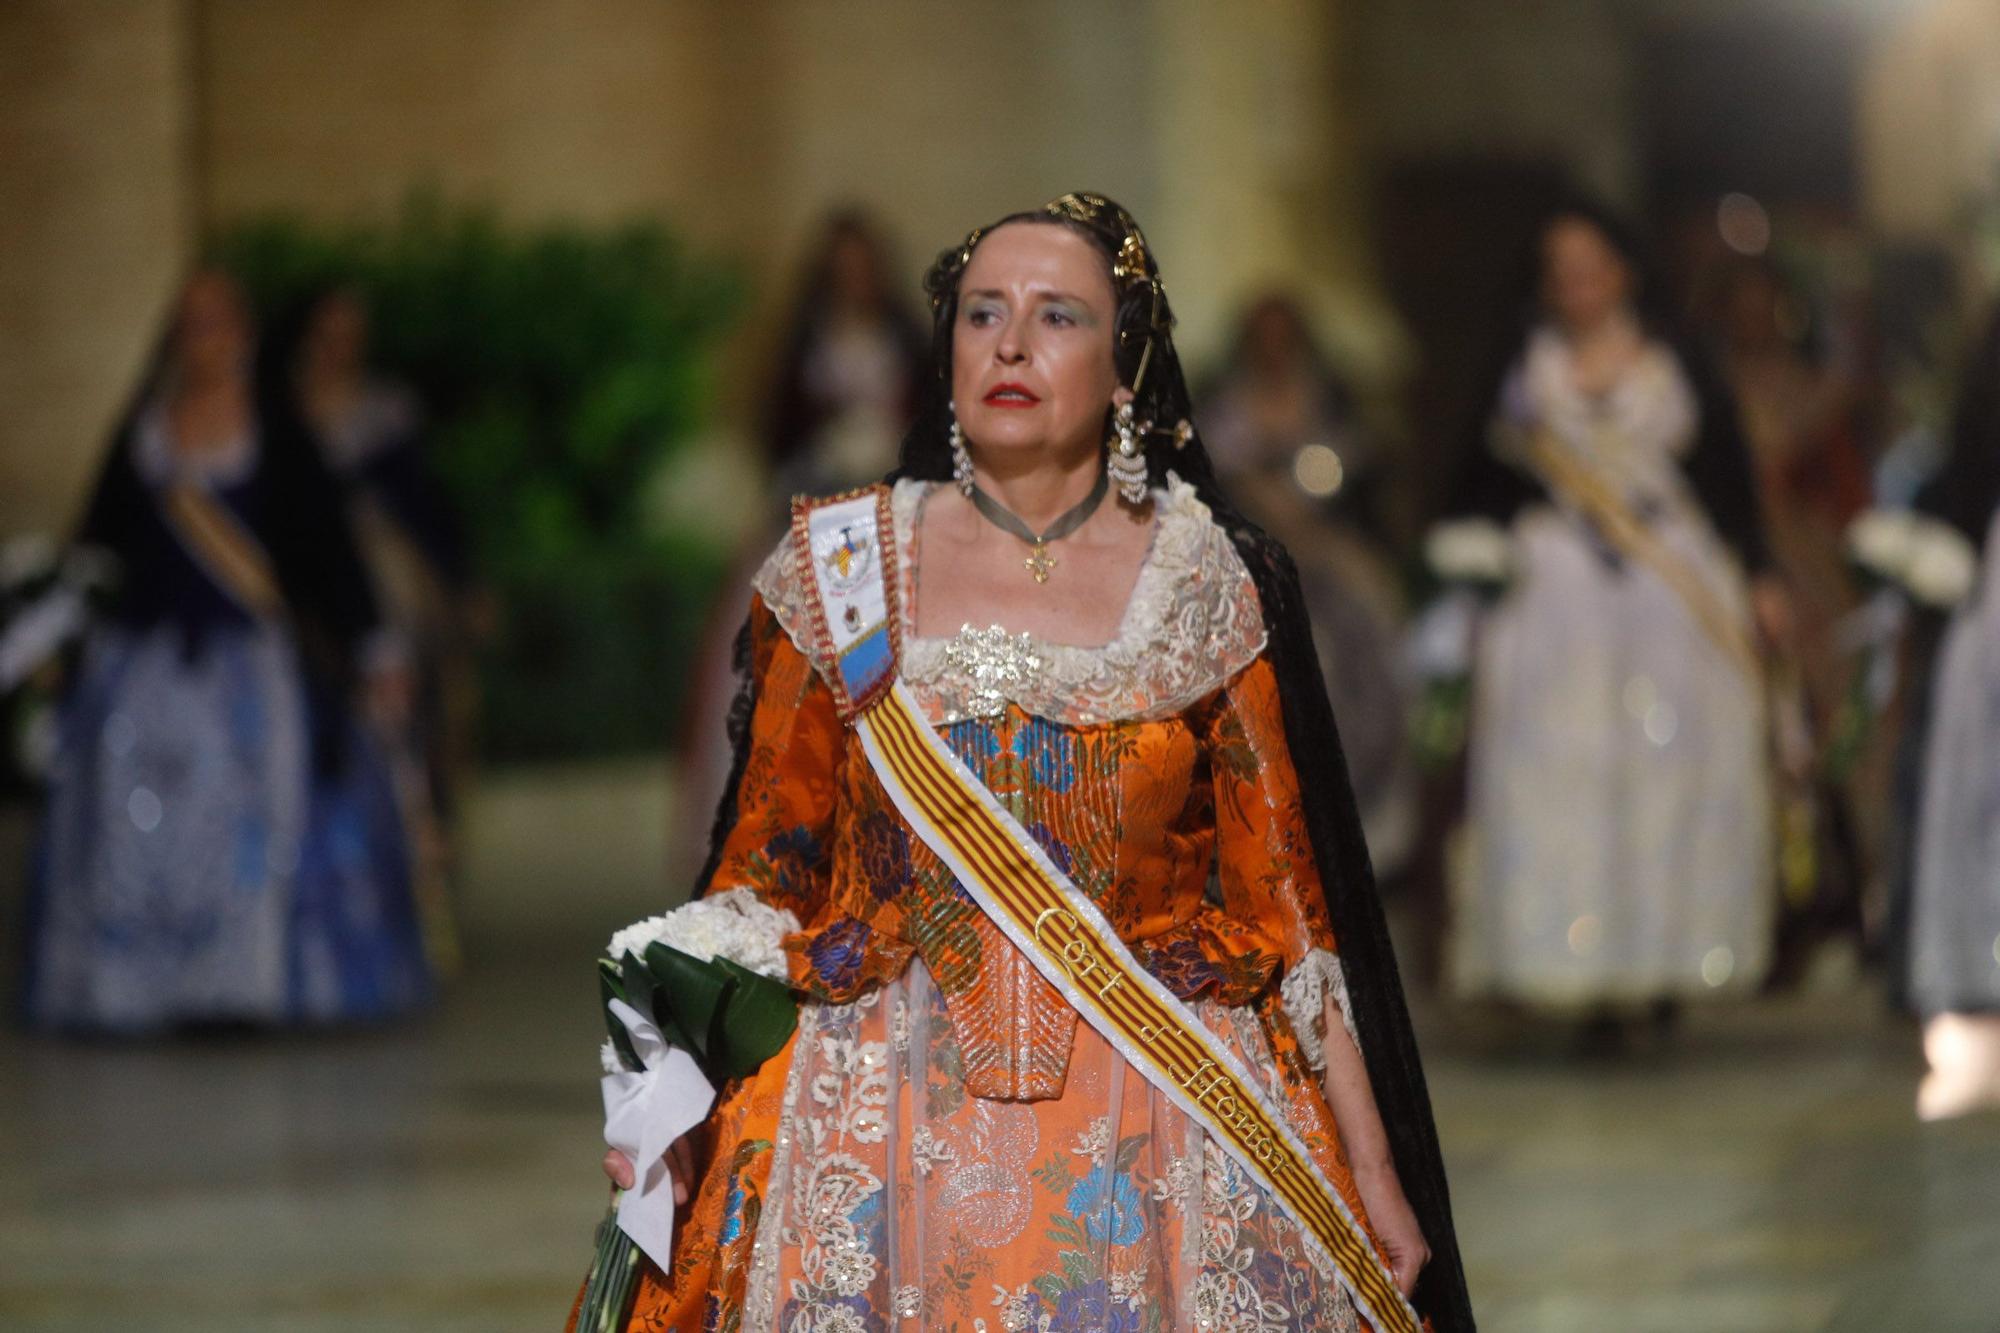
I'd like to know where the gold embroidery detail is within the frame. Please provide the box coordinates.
[1032,906,1128,1000]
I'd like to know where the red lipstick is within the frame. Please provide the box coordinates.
[983,382,1040,407]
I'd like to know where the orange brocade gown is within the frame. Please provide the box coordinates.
[585,479,1388,1333]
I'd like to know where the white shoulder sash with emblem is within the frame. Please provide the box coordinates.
[785,486,1421,1333]
[787,486,901,720]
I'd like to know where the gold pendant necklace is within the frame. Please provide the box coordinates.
[966,470,1110,584]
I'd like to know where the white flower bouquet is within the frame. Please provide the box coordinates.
[1,538,120,785]
[1845,508,1978,610]
[1823,508,1979,783]
[1408,519,1515,770]
[578,888,799,1332]
[1424,518,1515,596]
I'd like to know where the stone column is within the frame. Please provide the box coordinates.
[1144,0,1397,376]
[1859,0,2000,287]
[0,1,196,535]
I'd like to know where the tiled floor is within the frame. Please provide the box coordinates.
[7,953,1994,1331]
[4,773,1997,1331]
[1427,993,1999,1330]
[0,945,614,1332]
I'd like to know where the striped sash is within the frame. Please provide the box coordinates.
[1516,426,1760,680]
[790,488,1420,1333]
[160,480,287,620]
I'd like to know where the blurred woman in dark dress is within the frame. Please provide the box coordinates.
[287,286,474,972]
[1200,293,1416,874]
[1902,306,2000,1117]
[1709,257,1878,982]
[762,210,928,498]
[23,270,430,1032]
[1714,258,1872,719]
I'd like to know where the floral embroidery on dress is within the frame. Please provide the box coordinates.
[806,918,875,992]
[1012,719,1077,792]
[777,1003,893,1331]
[854,812,911,902]
[621,966,1366,1333]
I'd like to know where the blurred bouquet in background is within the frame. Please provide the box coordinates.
[1407,518,1515,770]
[1823,508,1979,781]
[1423,517,1515,596]
[1845,508,1977,609]
[0,537,118,791]
[578,889,798,1333]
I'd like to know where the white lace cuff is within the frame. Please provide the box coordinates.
[1281,948,1358,1071]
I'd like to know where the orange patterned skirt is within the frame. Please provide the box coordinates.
[573,958,1381,1332]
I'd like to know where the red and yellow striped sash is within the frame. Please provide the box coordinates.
[855,680,1420,1333]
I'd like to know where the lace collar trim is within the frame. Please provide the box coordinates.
[752,473,1267,725]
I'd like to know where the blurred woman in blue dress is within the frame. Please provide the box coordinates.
[287,284,474,973]
[23,269,431,1033]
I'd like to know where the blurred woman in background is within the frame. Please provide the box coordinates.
[1709,258,1877,980]
[285,285,473,973]
[670,211,927,886]
[761,208,927,498]
[1712,256,1872,700]
[1902,305,2000,1118]
[1442,204,1784,1036]
[22,270,430,1033]
[1200,293,1416,876]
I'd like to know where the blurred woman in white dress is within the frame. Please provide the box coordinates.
[1442,204,1786,1029]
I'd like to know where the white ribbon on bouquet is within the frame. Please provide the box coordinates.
[599,997,716,1269]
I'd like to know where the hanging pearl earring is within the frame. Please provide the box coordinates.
[948,405,975,497]
[1107,401,1149,505]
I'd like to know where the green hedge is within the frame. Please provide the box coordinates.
[213,195,742,762]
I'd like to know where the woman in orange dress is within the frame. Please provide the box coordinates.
[586,195,1472,1332]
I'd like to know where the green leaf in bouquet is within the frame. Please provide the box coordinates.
[704,958,799,1081]
[597,958,643,1074]
[620,948,706,1056]
[642,941,732,1064]
[616,949,658,1020]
